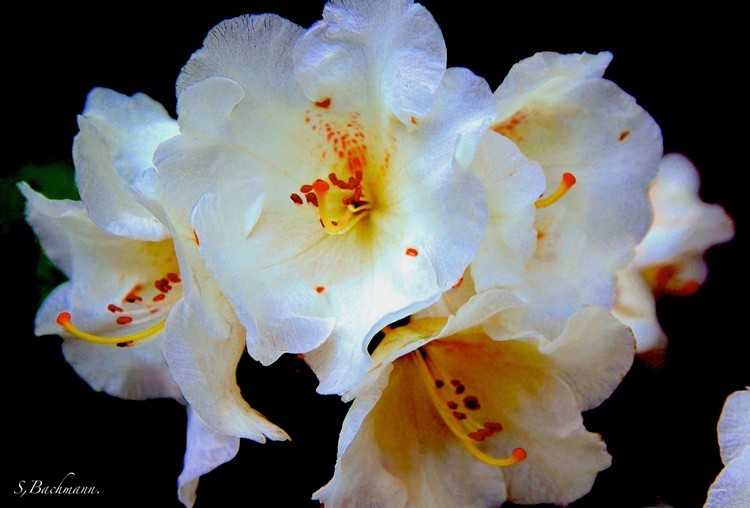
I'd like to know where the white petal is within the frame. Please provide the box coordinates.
[612,267,667,352]
[495,52,662,318]
[468,131,545,289]
[294,0,446,125]
[73,88,176,240]
[501,372,611,505]
[718,389,750,464]
[540,306,635,411]
[178,407,240,508]
[163,298,288,443]
[37,284,182,401]
[705,453,750,508]
[634,153,734,294]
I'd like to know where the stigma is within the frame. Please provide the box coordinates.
[413,345,527,468]
[535,173,576,208]
[56,312,164,347]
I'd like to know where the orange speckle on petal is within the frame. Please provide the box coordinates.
[153,294,166,302]
[619,130,631,141]
[315,97,331,109]
[116,316,133,325]
[410,116,418,125]
[316,286,325,293]
[193,230,200,246]
[405,248,419,257]
[107,304,123,314]
[452,277,464,289]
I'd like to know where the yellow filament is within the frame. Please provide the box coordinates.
[535,173,576,208]
[413,349,526,467]
[56,312,164,346]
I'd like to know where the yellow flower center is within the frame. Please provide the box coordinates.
[290,100,393,235]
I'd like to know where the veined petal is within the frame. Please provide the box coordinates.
[538,306,635,411]
[705,453,750,508]
[718,389,750,464]
[493,52,662,318]
[468,131,545,289]
[706,389,750,508]
[74,88,177,241]
[294,0,447,125]
[178,407,240,508]
[612,266,667,352]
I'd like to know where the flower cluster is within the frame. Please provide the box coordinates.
[21,1,735,506]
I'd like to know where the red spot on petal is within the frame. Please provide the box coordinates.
[619,130,631,141]
[484,422,503,432]
[167,273,181,283]
[410,116,418,125]
[447,401,459,410]
[315,98,331,109]
[290,193,303,205]
[452,277,464,289]
[117,341,134,348]
[153,294,166,302]
[463,395,481,410]
[116,316,133,325]
[300,184,313,193]
[452,411,467,420]
[435,379,445,389]
[107,304,123,314]
[193,230,200,246]
[316,286,325,294]
[405,248,419,257]
[468,431,486,442]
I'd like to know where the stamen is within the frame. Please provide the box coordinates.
[413,346,526,468]
[315,178,371,234]
[56,312,164,347]
[535,173,576,208]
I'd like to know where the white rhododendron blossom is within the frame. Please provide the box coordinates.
[151,0,498,394]
[705,388,750,508]
[22,182,183,401]
[316,290,634,507]
[614,153,734,351]
[20,185,249,508]
[482,52,662,320]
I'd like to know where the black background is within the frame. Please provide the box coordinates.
[6,2,746,507]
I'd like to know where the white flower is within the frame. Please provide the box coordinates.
[613,153,734,351]
[705,388,750,508]
[315,290,634,507]
[149,0,497,394]
[479,52,663,320]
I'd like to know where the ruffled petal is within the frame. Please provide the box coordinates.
[294,0,446,125]
[705,453,750,508]
[634,153,734,294]
[612,266,667,352]
[494,52,662,318]
[73,88,177,240]
[177,407,240,508]
[718,389,750,464]
[539,306,635,411]
[468,131,545,289]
